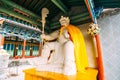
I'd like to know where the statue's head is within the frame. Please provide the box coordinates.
[58,16,71,43]
[59,16,70,27]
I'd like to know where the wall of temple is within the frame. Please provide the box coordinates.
[98,12,120,80]
[78,11,120,80]
[78,23,98,68]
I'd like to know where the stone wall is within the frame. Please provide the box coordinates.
[78,23,98,68]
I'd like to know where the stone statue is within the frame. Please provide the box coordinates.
[35,16,89,75]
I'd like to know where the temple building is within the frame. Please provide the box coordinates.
[0,0,120,80]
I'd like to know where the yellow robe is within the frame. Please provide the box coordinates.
[60,24,89,73]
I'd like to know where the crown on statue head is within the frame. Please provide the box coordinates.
[59,16,70,26]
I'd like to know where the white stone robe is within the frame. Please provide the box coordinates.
[63,41,76,75]
[35,30,76,75]
[36,41,64,73]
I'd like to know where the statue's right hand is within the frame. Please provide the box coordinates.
[40,34,46,39]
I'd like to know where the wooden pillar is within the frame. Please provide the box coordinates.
[38,42,42,56]
[0,34,4,49]
[95,35,104,80]
[14,44,18,57]
[30,46,33,56]
[22,40,26,58]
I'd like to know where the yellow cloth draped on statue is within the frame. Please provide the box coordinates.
[60,24,89,73]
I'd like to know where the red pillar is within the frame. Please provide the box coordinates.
[22,40,26,58]
[0,14,5,49]
[38,42,42,56]
[95,35,105,80]
[0,35,4,49]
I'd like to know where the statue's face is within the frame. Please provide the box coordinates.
[60,20,69,27]
[58,29,69,43]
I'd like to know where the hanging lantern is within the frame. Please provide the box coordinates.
[87,23,100,37]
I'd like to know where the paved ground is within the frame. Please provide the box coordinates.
[0,58,36,80]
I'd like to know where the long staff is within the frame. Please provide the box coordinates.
[41,8,49,44]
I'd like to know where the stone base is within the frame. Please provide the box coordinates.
[23,68,98,80]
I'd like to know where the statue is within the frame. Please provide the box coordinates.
[35,16,89,75]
